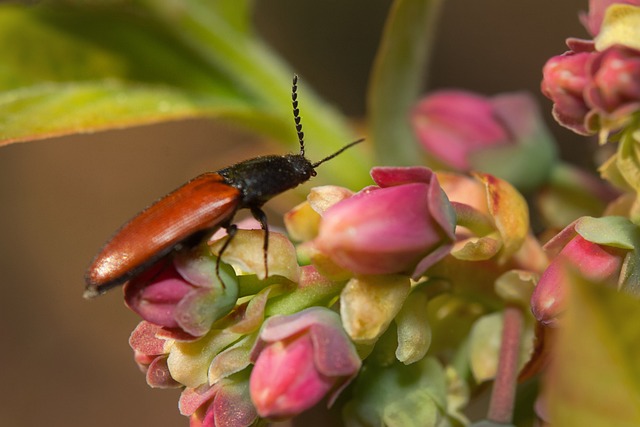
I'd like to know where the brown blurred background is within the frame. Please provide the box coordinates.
[0,1,588,426]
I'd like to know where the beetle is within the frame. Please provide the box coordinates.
[84,75,363,297]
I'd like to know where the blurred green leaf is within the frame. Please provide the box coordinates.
[546,277,640,426]
[0,3,255,144]
[343,357,447,427]
[575,215,640,250]
[537,163,616,229]
[0,1,372,187]
[468,312,534,383]
[616,128,640,193]
[0,81,260,143]
[470,421,515,427]
[367,0,443,166]
[140,0,371,187]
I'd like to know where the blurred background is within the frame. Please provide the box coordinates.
[0,0,589,426]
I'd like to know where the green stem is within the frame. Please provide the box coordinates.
[265,279,346,317]
[367,0,444,166]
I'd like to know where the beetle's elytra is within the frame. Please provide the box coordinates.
[84,75,363,297]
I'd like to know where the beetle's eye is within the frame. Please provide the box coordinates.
[311,170,317,177]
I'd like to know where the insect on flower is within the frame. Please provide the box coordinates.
[84,75,363,297]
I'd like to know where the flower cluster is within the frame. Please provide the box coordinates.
[117,156,548,426]
[541,0,640,136]
[96,1,640,426]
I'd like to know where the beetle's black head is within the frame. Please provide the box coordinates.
[288,152,317,179]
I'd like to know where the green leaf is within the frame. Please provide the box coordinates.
[494,269,537,307]
[616,128,640,193]
[168,328,242,388]
[367,0,444,166]
[138,0,372,188]
[538,163,614,229]
[395,288,432,364]
[546,277,640,426]
[575,215,640,250]
[0,80,256,144]
[468,312,534,383]
[0,1,372,188]
[470,421,515,427]
[343,357,448,427]
[0,3,254,144]
[599,153,634,192]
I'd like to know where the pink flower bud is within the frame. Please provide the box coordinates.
[585,45,640,119]
[180,379,257,427]
[312,167,455,278]
[412,90,557,190]
[411,90,510,170]
[129,321,179,388]
[124,249,238,337]
[531,222,627,326]
[541,51,594,134]
[249,307,361,419]
[125,259,194,329]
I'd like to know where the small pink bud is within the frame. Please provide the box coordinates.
[125,259,193,329]
[531,231,626,326]
[413,90,557,190]
[129,321,179,388]
[249,307,361,419]
[181,379,257,427]
[541,51,594,134]
[312,167,455,278]
[124,249,238,337]
[585,45,640,120]
[411,90,510,170]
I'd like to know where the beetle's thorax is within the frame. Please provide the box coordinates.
[218,154,316,207]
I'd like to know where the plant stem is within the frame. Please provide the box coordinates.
[367,0,444,166]
[487,304,524,424]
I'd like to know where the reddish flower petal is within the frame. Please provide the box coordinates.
[412,91,510,170]
[249,308,361,419]
[585,45,640,117]
[129,321,167,356]
[541,51,593,134]
[531,234,626,326]
[125,259,194,329]
[315,183,450,275]
[250,334,333,419]
[146,355,180,389]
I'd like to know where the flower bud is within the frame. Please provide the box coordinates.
[412,90,510,170]
[249,307,361,419]
[180,377,257,427]
[124,248,238,337]
[585,44,640,129]
[129,321,179,388]
[412,90,557,190]
[312,167,455,279]
[541,51,593,135]
[530,217,632,326]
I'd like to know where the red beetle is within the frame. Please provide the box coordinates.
[85,75,363,297]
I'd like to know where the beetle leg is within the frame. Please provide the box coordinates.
[215,223,238,289]
[250,206,269,279]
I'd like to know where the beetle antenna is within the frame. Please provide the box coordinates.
[312,138,365,168]
[292,74,305,156]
